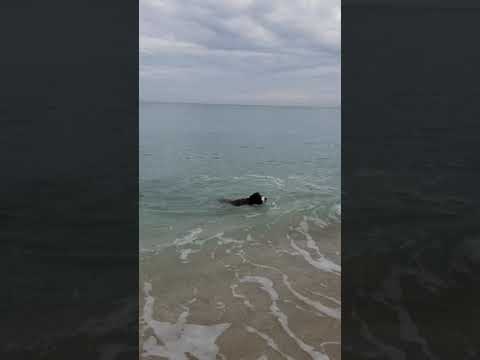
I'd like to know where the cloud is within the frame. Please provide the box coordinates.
[140,0,340,106]
[140,35,205,55]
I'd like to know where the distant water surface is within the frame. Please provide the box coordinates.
[140,102,341,360]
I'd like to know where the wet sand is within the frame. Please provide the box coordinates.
[140,217,341,360]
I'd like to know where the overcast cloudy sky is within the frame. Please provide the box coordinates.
[140,0,340,106]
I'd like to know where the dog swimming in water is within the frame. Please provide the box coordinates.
[219,192,267,206]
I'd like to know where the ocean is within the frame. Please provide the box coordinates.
[140,102,341,360]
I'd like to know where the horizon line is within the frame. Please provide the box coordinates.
[140,100,340,109]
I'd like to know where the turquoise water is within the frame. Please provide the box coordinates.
[140,103,340,250]
[140,103,341,360]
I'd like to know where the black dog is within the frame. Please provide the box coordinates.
[220,192,267,206]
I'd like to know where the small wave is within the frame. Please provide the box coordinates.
[142,282,230,360]
[327,203,341,222]
[240,276,329,360]
[282,275,340,320]
[297,217,325,256]
[174,227,203,246]
[215,232,243,245]
[288,234,341,274]
[235,252,340,321]
[140,248,155,255]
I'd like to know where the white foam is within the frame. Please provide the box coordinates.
[289,235,341,274]
[174,228,203,246]
[237,255,283,273]
[245,326,295,360]
[179,248,198,262]
[282,275,340,320]
[235,249,247,263]
[284,299,324,317]
[240,276,329,360]
[320,342,340,353]
[276,248,300,256]
[142,282,230,360]
[215,232,243,245]
[297,217,324,257]
[140,247,155,255]
[234,253,340,321]
[175,230,241,262]
[230,284,255,310]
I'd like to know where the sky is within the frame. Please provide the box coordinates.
[140,0,340,107]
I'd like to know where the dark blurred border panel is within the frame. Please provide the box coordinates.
[342,1,480,359]
[0,1,138,359]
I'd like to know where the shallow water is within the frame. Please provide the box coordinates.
[140,103,341,360]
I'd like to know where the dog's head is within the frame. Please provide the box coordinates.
[249,192,267,205]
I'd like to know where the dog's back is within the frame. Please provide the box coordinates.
[219,192,266,207]
[219,198,248,206]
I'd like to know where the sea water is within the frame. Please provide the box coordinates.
[140,102,341,360]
